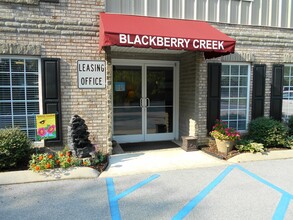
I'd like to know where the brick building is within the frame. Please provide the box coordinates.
[1,0,293,153]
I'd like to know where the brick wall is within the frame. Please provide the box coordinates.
[179,23,293,145]
[0,0,112,153]
[195,22,293,145]
[196,53,209,144]
[178,52,209,145]
[2,1,293,151]
[178,52,197,138]
[215,22,293,119]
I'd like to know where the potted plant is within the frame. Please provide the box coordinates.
[210,119,241,154]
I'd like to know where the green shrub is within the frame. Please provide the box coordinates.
[0,128,32,171]
[287,115,293,136]
[285,136,293,149]
[247,117,288,147]
[235,139,265,153]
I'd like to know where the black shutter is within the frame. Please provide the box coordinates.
[42,58,62,146]
[207,63,221,133]
[270,64,284,121]
[251,64,266,119]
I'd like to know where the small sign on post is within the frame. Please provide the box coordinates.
[36,114,57,141]
[77,60,106,89]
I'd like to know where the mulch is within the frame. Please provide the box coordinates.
[200,142,240,160]
[200,142,291,160]
[94,155,109,173]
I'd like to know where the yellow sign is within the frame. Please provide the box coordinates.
[36,114,56,141]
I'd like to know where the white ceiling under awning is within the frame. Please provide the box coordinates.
[110,46,186,54]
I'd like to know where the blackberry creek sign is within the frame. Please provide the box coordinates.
[119,34,225,51]
[99,13,236,59]
[78,60,106,89]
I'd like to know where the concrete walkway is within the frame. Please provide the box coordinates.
[100,148,227,177]
[1,148,293,185]
[100,148,293,177]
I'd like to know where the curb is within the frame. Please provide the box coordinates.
[0,167,100,185]
[1,149,293,185]
[227,149,293,163]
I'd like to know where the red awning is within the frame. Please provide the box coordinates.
[99,13,236,59]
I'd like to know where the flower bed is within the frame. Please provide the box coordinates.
[29,150,109,172]
[200,142,240,160]
[200,139,291,160]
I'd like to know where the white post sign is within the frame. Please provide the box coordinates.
[78,60,106,89]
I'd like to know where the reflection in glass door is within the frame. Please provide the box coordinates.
[146,67,173,135]
[113,65,142,137]
[113,63,175,143]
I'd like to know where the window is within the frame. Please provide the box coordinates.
[0,57,41,140]
[220,63,250,131]
[282,65,293,120]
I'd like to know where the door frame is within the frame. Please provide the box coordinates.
[112,59,179,143]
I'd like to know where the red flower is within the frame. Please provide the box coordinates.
[39,155,43,161]
[48,154,53,159]
[35,166,40,171]
[66,151,71,157]
[37,127,46,137]
[210,119,241,141]
[46,163,51,169]
[67,158,71,163]
[47,125,56,134]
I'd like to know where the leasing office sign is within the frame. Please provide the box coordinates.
[78,60,106,89]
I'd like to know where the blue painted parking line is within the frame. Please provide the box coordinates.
[106,178,122,220]
[106,174,160,220]
[172,164,237,220]
[236,165,291,196]
[236,165,293,220]
[273,194,292,220]
[173,164,293,220]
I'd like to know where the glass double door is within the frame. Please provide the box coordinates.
[113,63,175,143]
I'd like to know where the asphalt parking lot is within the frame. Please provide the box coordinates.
[101,161,293,220]
[1,159,293,220]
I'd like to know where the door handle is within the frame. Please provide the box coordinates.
[146,98,150,107]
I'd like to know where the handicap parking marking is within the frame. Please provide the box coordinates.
[273,194,292,220]
[106,174,160,220]
[235,165,293,220]
[172,164,236,220]
[173,164,293,220]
